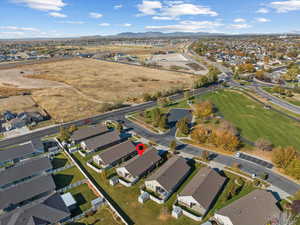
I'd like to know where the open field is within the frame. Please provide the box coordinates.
[24,58,194,103]
[0,95,42,114]
[199,90,300,150]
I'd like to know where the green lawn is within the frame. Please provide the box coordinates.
[67,183,97,214]
[73,152,201,225]
[53,166,85,189]
[68,206,120,225]
[198,90,300,150]
[51,152,72,169]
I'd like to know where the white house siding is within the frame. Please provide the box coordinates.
[145,180,165,193]
[214,214,234,225]
[177,196,205,215]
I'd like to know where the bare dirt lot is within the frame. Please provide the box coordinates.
[9,58,194,122]
[23,58,194,102]
[0,95,41,114]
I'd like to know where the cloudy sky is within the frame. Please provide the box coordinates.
[0,0,300,38]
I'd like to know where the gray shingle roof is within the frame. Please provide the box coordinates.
[0,157,52,187]
[0,175,56,210]
[179,167,226,210]
[0,193,70,225]
[96,140,135,165]
[216,189,281,225]
[71,124,108,142]
[146,156,190,192]
[121,148,161,177]
[0,143,35,163]
[83,130,120,151]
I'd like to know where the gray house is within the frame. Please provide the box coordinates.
[0,157,52,189]
[214,190,281,225]
[145,156,190,200]
[71,123,109,144]
[0,192,71,225]
[93,140,136,168]
[177,167,226,216]
[0,143,36,166]
[116,148,162,183]
[81,130,121,153]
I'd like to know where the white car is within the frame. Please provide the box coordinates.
[251,173,257,179]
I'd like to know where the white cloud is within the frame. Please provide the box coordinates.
[114,4,123,9]
[234,18,246,23]
[58,21,85,24]
[256,17,270,22]
[146,20,223,32]
[270,0,300,13]
[152,16,175,20]
[137,1,162,15]
[99,23,110,26]
[256,8,270,13]
[89,12,103,19]
[123,23,132,27]
[49,12,67,18]
[229,23,252,29]
[13,0,66,11]
[0,26,39,32]
[137,1,218,19]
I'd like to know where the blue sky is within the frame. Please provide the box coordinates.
[0,0,300,38]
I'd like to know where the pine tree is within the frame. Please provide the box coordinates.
[169,140,177,153]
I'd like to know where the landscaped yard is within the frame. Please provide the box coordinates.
[53,166,85,189]
[73,152,201,225]
[67,183,97,214]
[68,205,121,225]
[197,90,300,150]
[51,152,72,169]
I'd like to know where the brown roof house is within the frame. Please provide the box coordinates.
[177,167,226,218]
[116,148,162,185]
[71,123,109,143]
[144,156,190,202]
[80,130,121,153]
[214,189,281,225]
[92,140,136,169]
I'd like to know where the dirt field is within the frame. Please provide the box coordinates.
[0,95,41,114]
[10,58,194,122]
[23,58,194,102]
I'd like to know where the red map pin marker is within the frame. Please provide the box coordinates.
[136,143,146,156]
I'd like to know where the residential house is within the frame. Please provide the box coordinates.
[177,167,226,216]
[214,189,281,225]
[116,148,162,183]
[0,192,71,225]
[144,156,190,200]
[81,130,121,153]
[71,123,109,144]
[0,157,52,189]
[3,111,16,121]
[93,140,136,169]
[0,143,36,166]
[4,117,26,130]
[17,111,44,124]
[0,175,56,211]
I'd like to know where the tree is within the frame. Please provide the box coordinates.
[150,107,162,127]
[195,75,209,88]
[272,212,299,225]
[143,93,153,102]
[193,101,214,118]
[286,158,300,180]
[184,91,191,100]
[201,150,210,161]
[68,125,77,133]
[255,138,273,151]
[169,140,177,153]
[191,126,211,144]
[116,122,123,132]
[59,127,70,142]
[176,117,190,135]
[159,115,168,130]
[272,146,297,169]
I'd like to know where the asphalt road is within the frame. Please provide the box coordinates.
[252,85,300,115]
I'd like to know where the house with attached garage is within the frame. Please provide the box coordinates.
[92,140,136,169]
[80,130,122,153]
[71,123,109,144]
[177,167,226,217]
[116,147,162,184]
[144,156,190,201]
[214,189,281,225]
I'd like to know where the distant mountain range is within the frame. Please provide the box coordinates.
[110,31,224,38]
